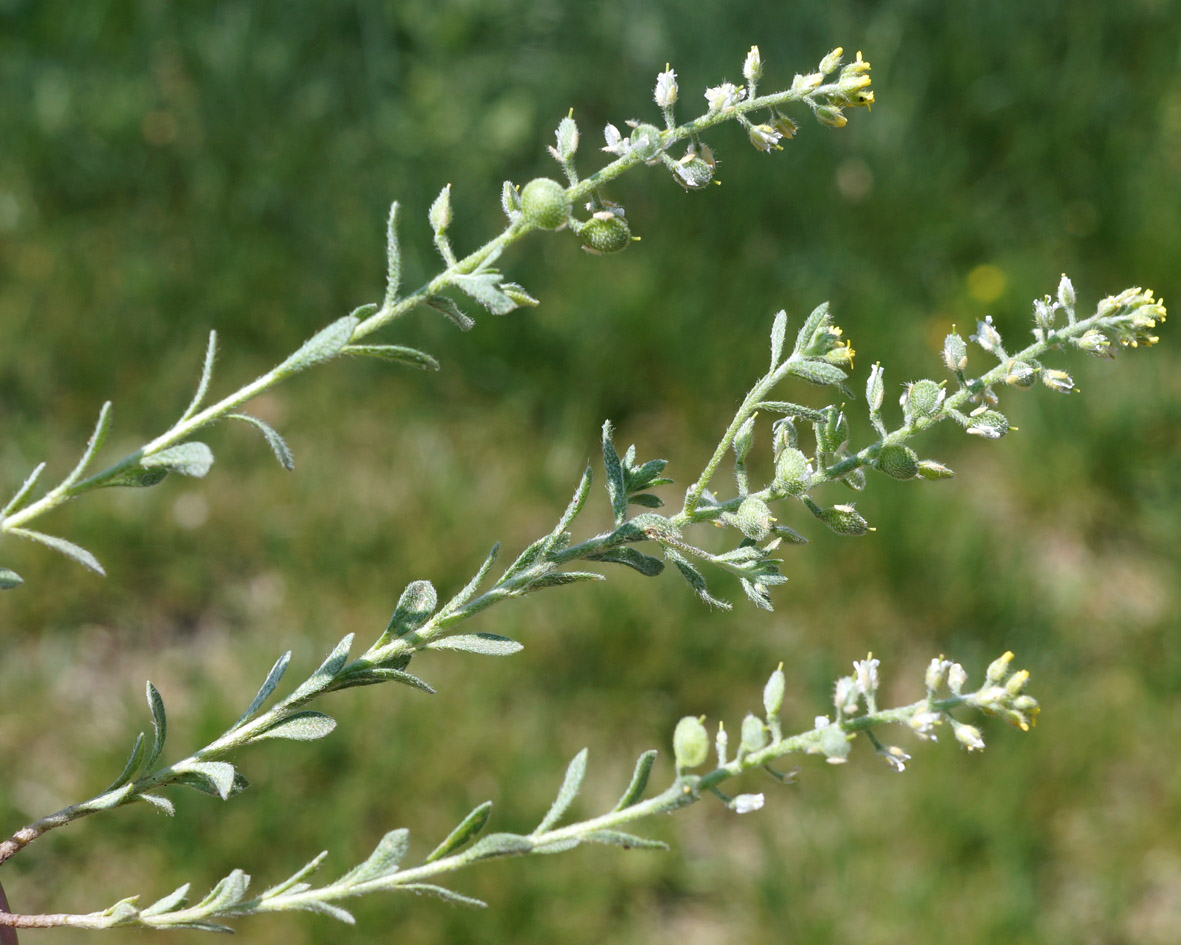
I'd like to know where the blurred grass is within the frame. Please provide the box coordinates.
[1,1,1179,943]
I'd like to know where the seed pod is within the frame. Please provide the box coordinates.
[579,213,632,255]
[519,177,570,230]
[876,444,919,480]
[673,716,710,769]
[903,379,944,419]
[740,713,768,753]
[775,447,810,496]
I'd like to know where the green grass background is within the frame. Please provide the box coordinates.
[1,1,1178,942]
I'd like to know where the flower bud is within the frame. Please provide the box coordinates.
[520,177,570,230]
[578,212,632,255]
[743,45,763,84]
[748,123,782,152]
[814,105,847,128]
[654,67,678,108]
[731,793,765,814]
[985,650,1015,683]
[771,111,799,139]
[1004,359,1038,388]
[876,444,919,480]
[818,47,844,75]
[925,658,949,693]
[763,663,785,718]
[947,662,968,694]
[1005,669,1031,696]
[953,722,986,752]
[1057,273,1076,313]
[1041,369,1075,393]
[673,716,710,769]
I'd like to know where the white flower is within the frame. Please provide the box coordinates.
[654,68,678,108]
[948,663,968,694]
[852,654,880,696]
[908,710,942,741]
[704,82,745,113]
[953,722,986,752]
[602,123,626,155]
[732,793,765,814]
[879,745,911,773]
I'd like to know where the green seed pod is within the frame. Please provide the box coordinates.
[740,713,768,753]
[734,495,774,540]
[673,716,710,769]
[763,663,785,718]
[876,444,919,480]
[965,410,1010,439]
[579,213,631,255]
[903,379,944,419]
[916,459,955,480]
[519,177,570,230]
[774,447,810,496]
[628,123,663,162]
[819,504,869,536]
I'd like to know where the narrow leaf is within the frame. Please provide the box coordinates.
[194,870,251,912]
[664,547,732,610]
[0,568,23,590]
[142,442,214,478]
[338,666,435,694]
[440,543,500,615]
[588,547,665,577]
[253,711,337,742]
[175,761,238,800]
[758,401,827,422]
[424,294,474,331]
[385,580,438,638]
[425,633,522,656]
[533,837,582,854]
[157,920,234,933]
[9,527,105,575]
[788,359,848,387]
[145,682,167,768]
[601,421,628,525]
[286,634,354,702]
[139,884,191,917]
[173,766,250,800]
[227,414,294,471]
[534,748,588,834]
[259,851,328,899]
[384,201,401,307]
[340,828,410,885]
[102,732,147,793]
[454,272,515,315]
[770,309,788,368]
[2,461,46,516]
[525,571,604,590]
[342,344,440,372]
[180,332,218,423]
[793,301,831,355]
[402,884,487,908]
[627,493,663,509]
[425,801,493,863]
[100,466,168,489]
[500,536,548,581]
[285,900,355,924]
[61,401,112,490]
[552,466,592,539]
[613,750,658,810]
[138,793,175,816]
[584,830,668,851]
[234,651,292,728]
[467,832,535,860]
[274,315,359,377]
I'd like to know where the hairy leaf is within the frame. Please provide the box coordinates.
[9,527,105,575]
[341,344,440,372]
[142,442,214,478]
[340,829,410,884]
[253,711,337,742]
[612,750,658,810]
[425,633,523,656]
[425,801,493,863]
[227,413,294,470]
[534,748,588,834]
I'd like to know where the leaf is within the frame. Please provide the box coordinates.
[137,793,175,816]
[770,309,788,368]
[425,801,493,863]
[180,331,218,423]
[425,633,522,656]
[384,201,401,307]
[259,851,328,899]
[533,837,582,854]
[338,666,435,694]
[0,568,23,590]
[253,711,337,742]
[234,651,292,728]
[102,732,147,793]
[286,634,354,702]
[142,442,214,478]
[524,571,604,591]
[500,180,520,218]
[441,543,500,615]
[500,536,548,581]
[101,466,169,489]
[613,750,658,810]
[285,900,356,925]
[534,748,588,834]
[139,884,191,917]
[9,527,105,575]
[274,315,358,377]
[454,272,516,315]
[601,421,628,525]
[584,830,668,850]
[587,547,665,577]
[2,461,46,516]
[788,359,848,388]
[664,547,732,610]
[793,301,830,356]
[552,467,592,539]
[340,828,410,885]
[174,761,239,800]
[145,682,168,768]
[401,884,487,908]
[341,344,440,372]
[61,401,112,490]
[227,414,294,471]
[385,580,438,638]
[193,870,251,913]
[627,493,663,509]
[467,832,535,860]
[425,294,474,331]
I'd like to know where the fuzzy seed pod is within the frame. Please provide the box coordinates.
[579,213,632,254]
[876,444,919,480]
[673,716,710,769]
[519,177,570,230]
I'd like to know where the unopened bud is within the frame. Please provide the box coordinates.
[815,105,847,128]
[743,46,763,85]
[986,651,1015,683]
[818,47,844,75]
[654,67,678,108]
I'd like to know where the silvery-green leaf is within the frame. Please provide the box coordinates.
[102,732,146,792]
[587,547,664,577]
[174,761,238,800]
[425,294,474,331]
[259,851,328,899]
[285,900,355,924]
[584,830,668,850]
[286,634,353,702]
[156,920,234,933]
[142,442,214,478]
[101,466,169,489]
[227,414,294,471]
[339,828,410,885]
[612,750,658,810]
[193,870,251,912]
[61,401,112,489]
[341,344,440,372]
[440,543,499,615]
[384,201,401,307]
[467,832,535,860]
[337,666,435,694]
[0,568,23,590]
[793,301,830,355]
[788,359,848,387]
[534,748,587,834]
[501,282,539,310]
[274,315,358,377]
[758,401,826,422]
[2,461,46,516]
[9,527,105,575]
[138,793,175,816]
[524,571,603,591]
[533,837,582,854]
[425,801,492,863]
[234,651,291,728]
[139,884,191,917]
[770,309,788,368]
[627,493,663,509]
[425,633,522,656]
[252,711,336,742]
[145,681,167,768]
[454,272,515,315]
[386,580,438,638]
[179,332,218,423]
[401,885,487,908]
[500,536,547,581]
[664,547,731,610]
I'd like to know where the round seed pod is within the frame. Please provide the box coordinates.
[876,444,919,480]
[519,177,570,230]
[673,716,710,769]
[579,213,632,254]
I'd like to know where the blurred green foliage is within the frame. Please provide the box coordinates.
[1,1,1178,943]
